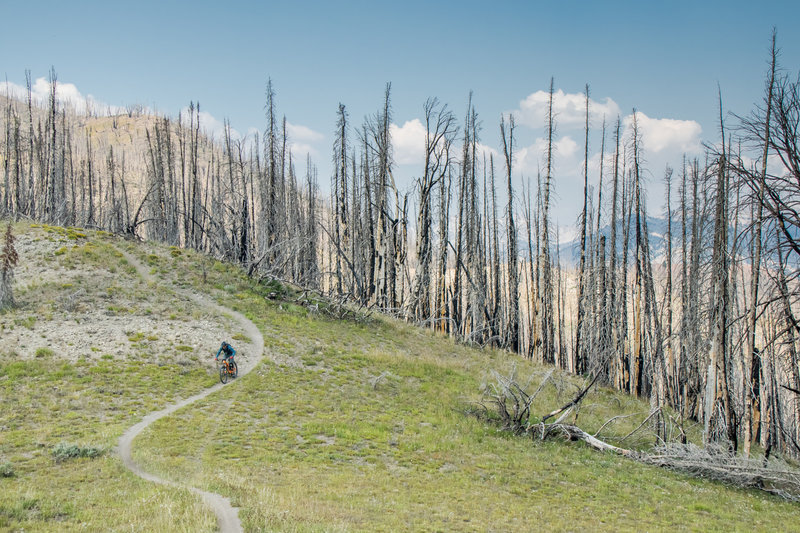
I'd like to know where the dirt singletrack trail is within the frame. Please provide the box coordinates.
[116,247,264,533]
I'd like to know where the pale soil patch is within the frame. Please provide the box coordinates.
[1,227,248,370]
[1,312,235,365]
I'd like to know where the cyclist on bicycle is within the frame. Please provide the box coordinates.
[215,341,236,366]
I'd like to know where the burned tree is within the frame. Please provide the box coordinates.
[0,222,18,310]
[501,114,519,352]
[410,98,456,323]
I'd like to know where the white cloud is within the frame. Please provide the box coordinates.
[176,111,323,160]
[0,80,27,101]
[201,110,236,140]
[515,135,580,177]
[390,119,426,166]
[476,142,501,164]
[179,107,241,142]
[390,120,501,172]
[287,142,319,159]
[515,89,621,130]
[285,121,324,159]
[555,136,579,158]
[623,111,702,154]
[1,77,123,116]
[286,122,324,144]
[734,151,787,181]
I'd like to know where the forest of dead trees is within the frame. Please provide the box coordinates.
[2,36,800,461]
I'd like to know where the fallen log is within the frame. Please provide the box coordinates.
[477,366,800,502]
[549,423,633,457]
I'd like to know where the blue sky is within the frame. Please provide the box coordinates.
[2,0,798,233]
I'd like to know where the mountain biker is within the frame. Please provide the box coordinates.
[215,341,236,366]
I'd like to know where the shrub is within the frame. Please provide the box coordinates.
[35,347,54,358]
[0,222,19,310]
[51,442,105,463]
[0,460,14,477]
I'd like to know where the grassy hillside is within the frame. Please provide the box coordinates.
[1,222,799,531]
[0,222,223,531]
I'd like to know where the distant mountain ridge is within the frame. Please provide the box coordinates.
[556,215,672,267]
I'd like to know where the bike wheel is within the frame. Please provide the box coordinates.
[231,361,238,379]
[219,364,229,384]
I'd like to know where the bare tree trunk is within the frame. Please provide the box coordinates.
[620,167,633,393]
[705,99,736,450]
[664,166,675,404]
[3,91,11,216]
[539,78,556,365]
[435,164,452,333]
[501,114,519,353]
[687,159,703,419]
[523,177,537,358]
[593,118,607,377]
[491,156,502,345]
[332,104,349,294]
[25,71,35,216]
[631,111,645,397]
[411,99,455,322]
[608,118,622,388]
[744,32,776,457]
[575,85,591,374]
[47,68,58,223]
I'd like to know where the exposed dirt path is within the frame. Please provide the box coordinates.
[116,247,264,533]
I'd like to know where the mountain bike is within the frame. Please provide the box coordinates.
[217,357,238,384]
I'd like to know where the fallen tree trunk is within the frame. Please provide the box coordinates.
[547,423,633,456]
[640,443,800,501]
[477,366,800,502]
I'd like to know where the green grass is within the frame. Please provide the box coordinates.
[5,221,800,532]
[0,341,218,532]
[0,221,217,531]
[34,347,54,358]
[128,242,800,532]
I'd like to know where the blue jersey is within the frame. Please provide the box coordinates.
[216,343,236,360]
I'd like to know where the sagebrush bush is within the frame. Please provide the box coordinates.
[0,460,14,477]
[51,442,104,463]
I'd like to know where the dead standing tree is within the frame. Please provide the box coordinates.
[451,98,471,336]
[368,84,394,311]
[332,103,349,295]
[501,114,519,353]
[735,34,800,457]
[575,85,591,374]
[537,79,557,365]
[0,222,18,310]
[410,98,456,323]
[465,105,487,344]
[741,34,776,457]
[704,97,737,450]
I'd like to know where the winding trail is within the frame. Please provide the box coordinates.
[116,247,264,533]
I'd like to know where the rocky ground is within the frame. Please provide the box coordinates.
[0,224,246,370]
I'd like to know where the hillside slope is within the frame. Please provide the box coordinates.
[0,222,224,531]
[1,222,799,532]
